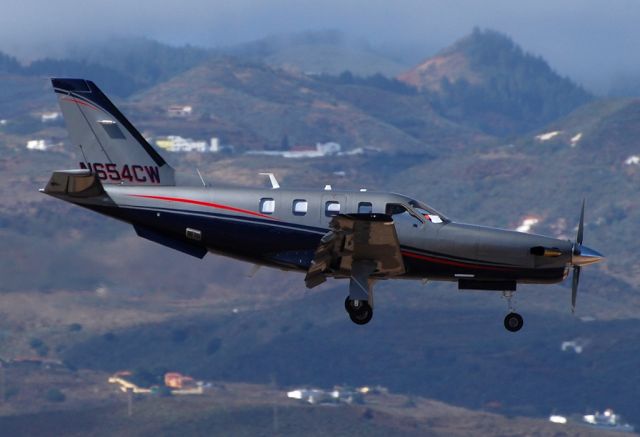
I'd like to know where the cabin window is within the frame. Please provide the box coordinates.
[325,201,341,217]
[292,199,308,216]
[358,202,373,214]
[260,198,275,214]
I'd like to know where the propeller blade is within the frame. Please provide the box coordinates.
[571,266,581,313]
[577,199,585,246]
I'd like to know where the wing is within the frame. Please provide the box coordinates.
[305,213,405,289]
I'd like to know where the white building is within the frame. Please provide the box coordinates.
[26,139,54,151]
[167,105,193,118]
[247,142,343,159]
[209,137,220,153]
[41,112,61,123]
[535,131,561,142]
[155,136,220,153]
[286,386,361,405]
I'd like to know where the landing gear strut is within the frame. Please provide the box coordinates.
[502,290,524,332]
[345,297,373,325]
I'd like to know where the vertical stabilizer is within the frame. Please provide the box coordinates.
[52,78,175,186]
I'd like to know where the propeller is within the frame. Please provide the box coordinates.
[571,200,585,314]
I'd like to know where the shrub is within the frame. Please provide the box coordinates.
[29,338,44,349]
[206,338,222,355]
[45,388,66,403]
[68,323,83,332]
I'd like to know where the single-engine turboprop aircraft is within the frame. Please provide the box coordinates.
[42,78,605,332]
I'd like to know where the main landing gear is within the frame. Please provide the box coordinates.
[345,297,373,325]
[344,260,376,325]
[502,290,524,332]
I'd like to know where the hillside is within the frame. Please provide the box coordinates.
[0,375,618,437]
[523,97,640,161]
[129,58,473,153]
[2,30,640,434]
[398,29,593,135]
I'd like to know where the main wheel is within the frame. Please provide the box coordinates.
[344,297,365,313]
[348,301,373,325]
[345,296,354,313]
[504,312,524,332]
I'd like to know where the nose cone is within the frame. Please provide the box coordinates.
[572,245,605,267]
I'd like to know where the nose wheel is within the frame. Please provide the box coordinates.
[504,312,524,332]
[502,290,524,332]
[345,297,373,325]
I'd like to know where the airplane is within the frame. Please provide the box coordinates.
[41,78,604,332]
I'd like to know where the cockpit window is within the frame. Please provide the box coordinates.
[386,204,406,216]
[408,199,448,223]
[386,203,422,227]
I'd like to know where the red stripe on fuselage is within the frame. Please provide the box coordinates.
[401,250,513,272]
[128,194,277,220]
[62,97,101,112]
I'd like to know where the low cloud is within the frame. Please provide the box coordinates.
[1,0,638,92]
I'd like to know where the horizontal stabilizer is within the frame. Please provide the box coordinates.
[44,169,104,198]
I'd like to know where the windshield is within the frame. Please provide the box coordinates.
[408,199,449,223]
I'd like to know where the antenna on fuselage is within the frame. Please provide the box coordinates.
[196,168,207,187]
[259,172,280,189]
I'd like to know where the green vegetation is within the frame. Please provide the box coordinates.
[205,338,222,355]
[129,367,165,388]
[60,290,640,425]
[0,38,213,98]
[170,328,188,343]
[429,29,592,135]
[4,386,19,401]
[68,323,83,332]
[44,388,65,403]
[317,71,417,95]
[0,52,21,74]
[28,338,49,357]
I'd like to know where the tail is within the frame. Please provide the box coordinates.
[52,78,175,186]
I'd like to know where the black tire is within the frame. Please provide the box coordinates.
[349,302,373,325]
[344,297,364,313]
[345,296,353,313]
[504,312,524,332]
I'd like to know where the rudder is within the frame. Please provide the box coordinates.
[52,78,175,186]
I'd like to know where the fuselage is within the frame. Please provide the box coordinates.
[62,183,573,286]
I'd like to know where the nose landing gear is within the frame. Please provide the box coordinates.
[504,312,524,332]
[502,290,524,332]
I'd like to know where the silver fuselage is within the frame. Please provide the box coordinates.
[55,183,574,285]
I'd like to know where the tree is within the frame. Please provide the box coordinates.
[45,388,66,403]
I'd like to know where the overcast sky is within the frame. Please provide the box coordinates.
[1,0,638,91]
